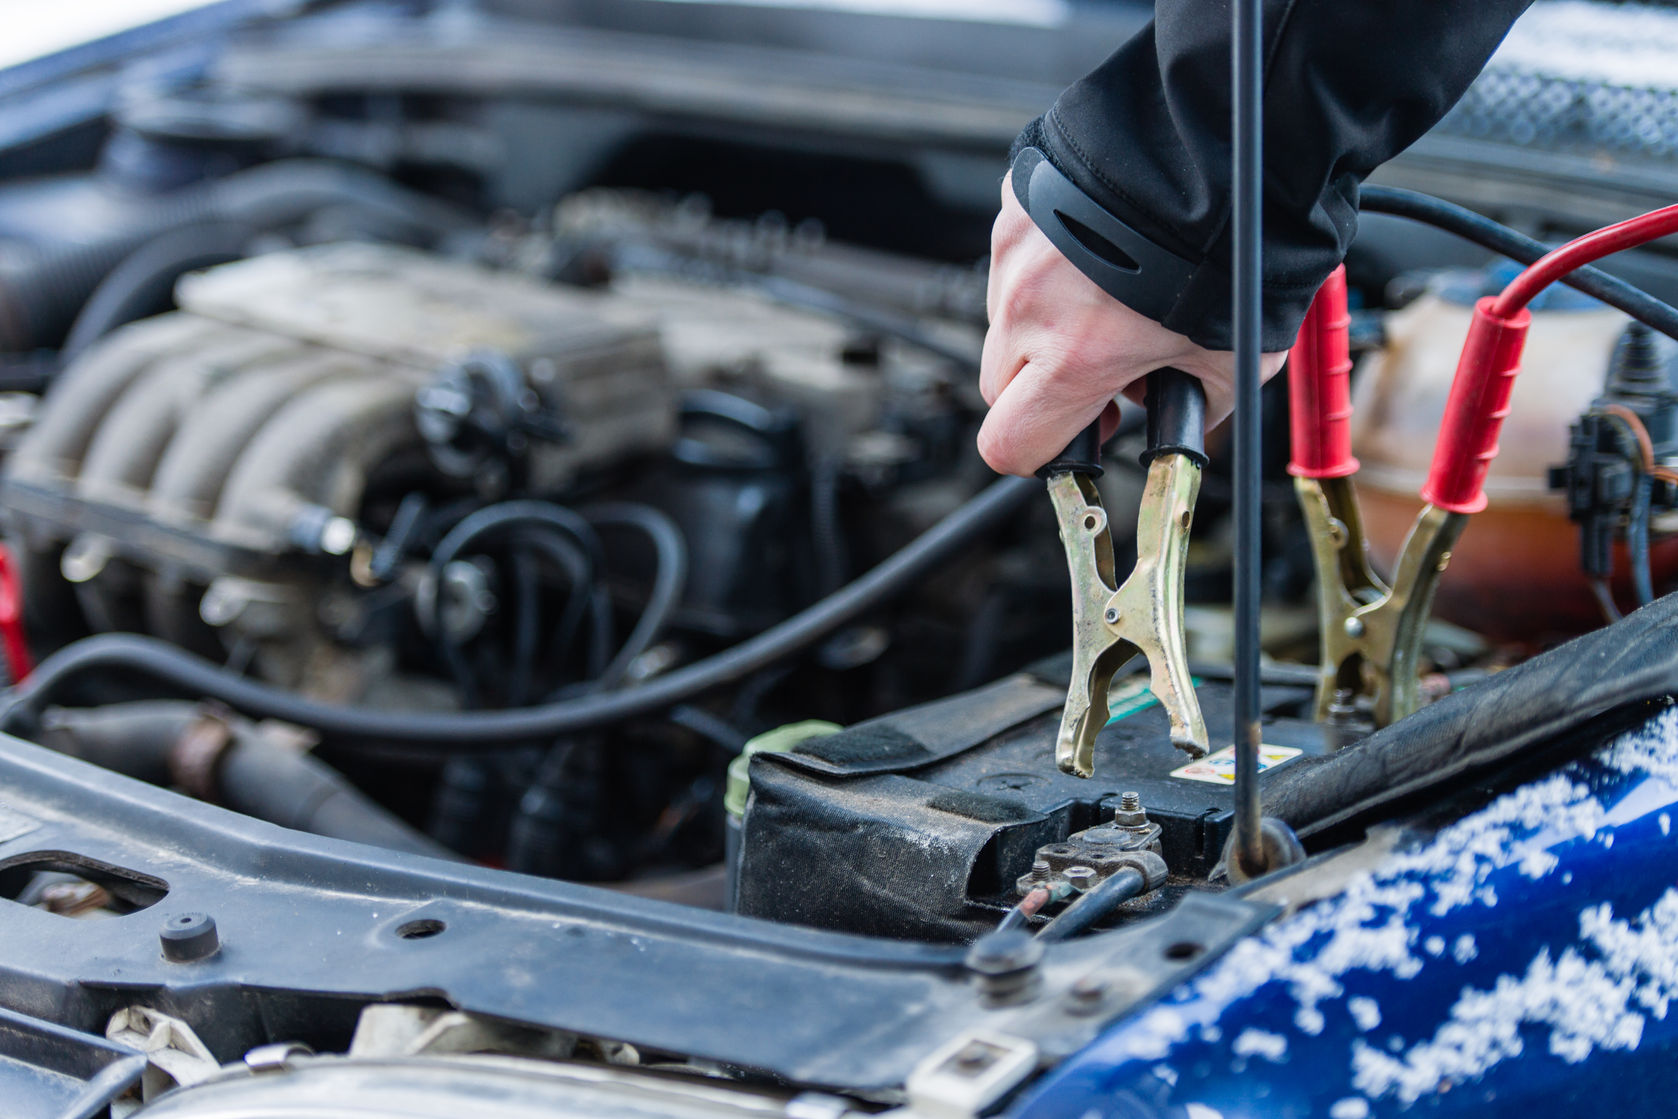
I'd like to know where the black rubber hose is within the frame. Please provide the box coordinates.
[0,219,193,352]
[205,160,471,237]
[1035,868,1146,942]
[583,502,689,688]
[505,529,612,690]
[809,455,848,596]
[1359,185,1678,343]
[667,705,748,753]
[61,221,251,359]
[427,501,609,707]
[0,160,469,352]
[520,529,604,681]
[3,476,1038,748]
[506,545,542,708]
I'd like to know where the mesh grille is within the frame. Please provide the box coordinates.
[1437,0,1678,161]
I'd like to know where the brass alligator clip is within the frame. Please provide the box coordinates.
[1045,370,1210,779]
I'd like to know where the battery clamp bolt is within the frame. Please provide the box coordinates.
[1109,790,1149,829]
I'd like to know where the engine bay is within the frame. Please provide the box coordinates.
[2,1,1678,1116]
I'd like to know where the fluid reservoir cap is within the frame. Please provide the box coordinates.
[725,720,841,821]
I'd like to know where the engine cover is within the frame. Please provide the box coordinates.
[0,243,674,684]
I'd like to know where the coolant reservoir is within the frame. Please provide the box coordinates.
[1351,279,1678,643]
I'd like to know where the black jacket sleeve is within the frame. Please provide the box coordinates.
[1015,0,1533,351]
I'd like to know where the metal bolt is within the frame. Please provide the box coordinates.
[1063,865,1098,892]
[1104,607,1121,625]
[1031,859,1052,879]
[1067,974,1109,1014]
[965,930,1044,1006]
[1109,790,1150,829]
[199,583,245,627]
[318,516,358,557]
[60,537,111,584]
[1343,616,1366,638]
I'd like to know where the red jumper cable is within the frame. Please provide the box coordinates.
[1290,205,1678,731]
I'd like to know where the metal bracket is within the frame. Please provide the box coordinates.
[902,1031,1038,1119]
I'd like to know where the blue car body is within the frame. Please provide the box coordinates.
[1015,706,1678,1118]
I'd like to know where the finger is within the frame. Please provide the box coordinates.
[978,316,1026,407]
[976,360,1112,476]
[1098,399,1123,445]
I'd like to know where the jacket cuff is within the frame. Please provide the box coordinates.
[1011,114,1323,353]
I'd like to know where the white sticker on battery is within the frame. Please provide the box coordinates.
[1169,744,1301,784]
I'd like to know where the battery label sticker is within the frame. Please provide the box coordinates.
[1170,744,1302,785]
[1106,675,1203,725]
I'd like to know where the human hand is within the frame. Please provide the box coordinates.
[977,174,1286,476]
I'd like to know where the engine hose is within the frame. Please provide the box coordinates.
[0,160,470,353]
[582,503,688,688]
[1358,186,1678,343]
[0,217,192,352]
[60,221,252,359]
[507,546,542,708]
[2,475,1038,749]
[33,701,456,860]
[426,501,610,707]
[502,499,689,872]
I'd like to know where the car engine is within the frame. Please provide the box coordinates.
[1,2,1678,1117]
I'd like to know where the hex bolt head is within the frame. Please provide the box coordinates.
[160,912,220,962]
[1109,789,1150,829]
[1067,974,1109,1014]
[965,930,1044,1006]
[1063,865,1098,892]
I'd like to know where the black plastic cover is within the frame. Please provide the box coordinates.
[737,668,1322,941]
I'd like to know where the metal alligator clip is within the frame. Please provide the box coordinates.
[1044,369,1210,779]
[1289,266,1523,729]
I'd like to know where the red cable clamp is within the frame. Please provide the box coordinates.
[1421,298,1531,515]
[1286,265,1357,480]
